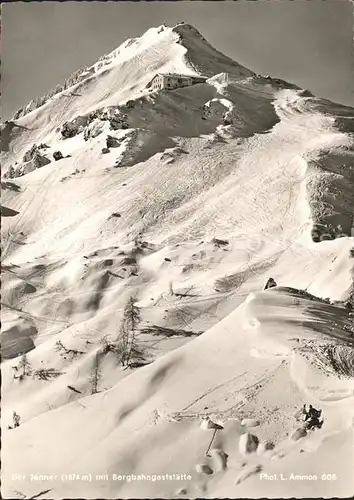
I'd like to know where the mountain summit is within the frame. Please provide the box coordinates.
[10,23,254,123]
[1,22,354,500]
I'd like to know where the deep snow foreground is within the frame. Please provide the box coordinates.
[1,23,354,499]
[2,290,354,499]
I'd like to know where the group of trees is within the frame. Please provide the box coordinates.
[89,296,147,394]
[4,165,16,179]
[11,296,146,404]
[13,66,90,120]
[12,354,62,381]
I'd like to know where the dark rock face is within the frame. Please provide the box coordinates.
[1,205,20,217]
[32,152,51,169]
[83,108,129,140]
[3,166,16,179]
[109,115,129,131]
[125,100,135,109]
[106,135,121,148]
[53,151,64,161]
[61,116,89,139]
[264,277,277,290]
[23,144,40,163]
[22,144,51,171]
[61,121,80,139]
[4,144,51,178]
[239,433,259,454]
[2,322,37,360]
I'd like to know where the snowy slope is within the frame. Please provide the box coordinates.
[0,23,253,166]
[1,23,353,499]
[2,289,353,499]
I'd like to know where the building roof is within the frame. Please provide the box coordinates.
[146,72,207,89]
[157,72,206,79]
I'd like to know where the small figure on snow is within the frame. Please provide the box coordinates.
[264,277,277,290]
[302,404,323,430]
[13,411,21,428]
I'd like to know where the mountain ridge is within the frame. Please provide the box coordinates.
[1,21,354,500]
[10,22,254,122]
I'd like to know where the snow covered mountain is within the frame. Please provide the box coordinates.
[1,23,353,499]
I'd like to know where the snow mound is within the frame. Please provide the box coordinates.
[239,432,259,454]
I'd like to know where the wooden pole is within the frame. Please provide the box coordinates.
[205,428,218,457]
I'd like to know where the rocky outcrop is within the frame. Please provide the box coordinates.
[83,108,129,141]
[109,114,129,131]
[53,151,64,161]
[61,121,80,139]
[2,319,37,360]
[84,119,105,141]
[2,144,52,178]
[1,205,20,217]
[239,432,259,454]
[29,152,51,169]
[9,144,52,177]
[61,116,89,139]
[106,135,122,148]
[23,144,40,163]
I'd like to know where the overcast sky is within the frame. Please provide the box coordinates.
[2,0,352,120]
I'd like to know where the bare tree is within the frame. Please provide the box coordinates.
[126,333,146,368]
[100,335,121,356]
[32,368,63,381]
[55,340,84,360]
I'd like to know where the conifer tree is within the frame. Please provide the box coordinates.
[118,296,144,367]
